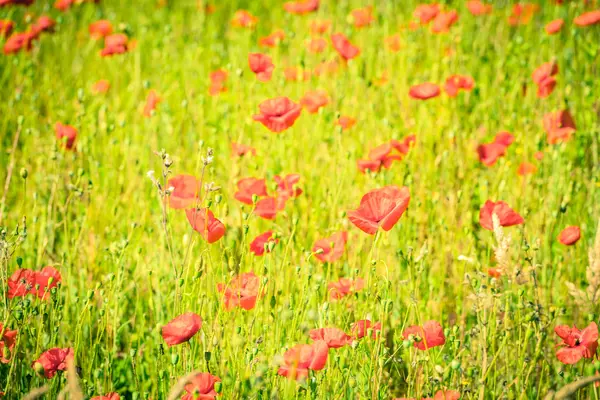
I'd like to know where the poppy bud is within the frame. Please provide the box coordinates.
[215,194,222,204]
[402,339,411,348]
[20,168,28,179]
[451,360,461,370]
[588,313,595,322]
[33,361,45,375]
[267,240,276,252]
[205,351,212,362]
[178,278,184,287]
[235,326,242,334]
[315,248,324,255]
[170,353,179,365]
[214,381,222,393]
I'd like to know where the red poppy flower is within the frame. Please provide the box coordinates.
[300,90,328,113]
[254,197,278,220]
[161,312,202,346]
[277,340,328,380]
[283,66,311,82]
[3,32,33,55]
[336,116,356,130]
[231,142,256,158]
[306,37,328,53]
[532,62,558,98]
[555,322,598,364]
[402,320,446,350]
[313,60,340,77]
[0,324,17,364]
[283,0,319,15]
[309,328,351,348]
[574,10,600,27]
[409,83,440,100]
[433,389,461,400]
[181,372,221,400]
[34,266,61,300]
[350,7,375,28]
[328,277,365,300]
[508,3,539,26]
[31,16,55,38]
[348,186,410,235]
[467,0,492,16]
[331,33,360,60]
[274,174,303,210]
[543,110,576,144]
[0,0,34,5]
[545,19,564,35]
[167,175,200,209]
[385,34,402,52]
[89,20,112,39]
[431,10,459,33]
[217,272,261,311]
[517,162,536,176]
[309,20,330,35]
[143,90,161,117]
[209,69,227,96]
[479,200,524,231]
[231,10,258,28]
[259,29,285,48]
[55,122,77,150]
[357,159,384,174]
[7,269,35,298]
[250,231,279,256]
[351,320,382,339]
[253,97,302,133]
[101,33,128,57]
[558,226,581,246]
[91,393,120,400]
[444,75,474,97]
[391,135,417,155]
[234,178,268,205]
[413,3,440,24]
[54,0,72,11]
[0,20,13,37]
[477,132,514,166]
[92,80,110,94]
[313,232,348,263]
[248,53,274,82]
[33,347,74,379]
[487,267,502,278]
[534,151,544,161]
[185,208,226,243]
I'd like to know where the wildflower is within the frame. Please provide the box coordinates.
[312,232,348,263]
[306,37,328,53]
[89,20,112,39]
[91,393,120,400]
[479,200,524,231]
[545,19,564,35]
[283,0,319,15]
[328,277,365,300]
[161,312,202,346]
[350,7,374,28]
[532,62,558,99]
[543,110,576,144]
[555,322,598,364]
[231,10,257,28]
[477,131,514,166]
[92,80,110,94]
[248,53,274,82]
[508,3,539,26]
[444,75,474,97]
[309,328,351,348]
[209,69,227,96]
[167,175,200,209]
[409,83,440,100]
[181,372,221,400]
[0,19,14,37]
[249,231,279,256]
[558,226,581,246]
[33,347,74,379]
[0,324,17,364]
[347,186,410,235]
[336,116,356,130]
[101,33,129,56]
[143,90,161,117]
[234,178,268,205]
[574,10,600,27]
[402,320,446,350]
[300,90,328,113]
[466,0,492,16]
[431,10,459,33]
[217,272,261,310]
[231,142,256,158]
[277,340,328,380]
[517,162,536,176]
[253,97,302,133]
[331,33,360,60]
[351,320,382,339]
[55,122,77,150]
[259,29,285,48]
[185,208,226,243]
[3,32,33,55]
[413,4,440,24]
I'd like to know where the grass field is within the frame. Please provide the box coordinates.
[1,0,600,399]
